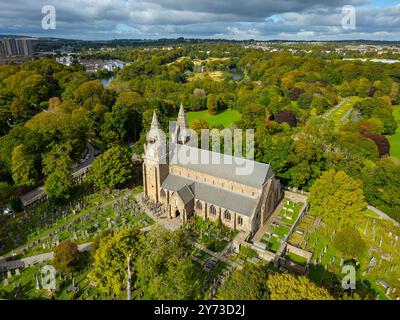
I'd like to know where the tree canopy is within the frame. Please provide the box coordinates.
[308,170,367,228]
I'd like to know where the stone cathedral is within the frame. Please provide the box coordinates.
[142,105,283,235]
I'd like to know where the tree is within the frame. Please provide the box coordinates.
[44,167,73,201]
[266,273,333,300]
[8,196,22,212]
[218,264,269,300]
[0,182,13,205]
[275,110,297,127]
[334,227,367,261]
[53,240,80,275]
[190,119,209,139]
[89,229,141,296]
[136,226,197,299]
[308,170,367,228]
[361,132,390,157]
[87,145,133,190]
[11,144,38,187]
[42,143,74,201]
[207,94,218,115]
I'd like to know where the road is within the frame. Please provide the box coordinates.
[19,142,102,207]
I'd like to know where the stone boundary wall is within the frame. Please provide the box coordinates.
[367,205,400,228]
[284,190,308,204]
[285,243,312,261]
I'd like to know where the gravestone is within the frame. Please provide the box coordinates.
[7,270,12,278]
[15,268,20,276]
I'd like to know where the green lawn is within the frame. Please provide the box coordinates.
[186,109,242,128]
[388,105,400,160]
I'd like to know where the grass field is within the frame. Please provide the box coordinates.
[186,109,242,128]
[388,105,400,160]
[188,70,225,82]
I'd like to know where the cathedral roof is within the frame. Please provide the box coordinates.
[161,174,258,217]
[168,142,273,189]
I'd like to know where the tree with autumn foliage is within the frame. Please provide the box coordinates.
[308,170,367,228]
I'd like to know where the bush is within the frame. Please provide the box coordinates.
[53,240,80,275]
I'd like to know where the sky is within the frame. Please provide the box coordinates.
[1,0,400,40]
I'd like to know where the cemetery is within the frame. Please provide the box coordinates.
[259,199,303,253]
[287,209,400,300]
[17,196,153,259]
[0,253,119,300]
[1,188,146,260]
[186,217,238,253]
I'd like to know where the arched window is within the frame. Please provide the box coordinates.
[210,205,216,216]
[160,189,166,199]
[196,200,202,210]
[224,210,231,221]
[237,216,243,225]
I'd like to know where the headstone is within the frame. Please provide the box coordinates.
[7,270,12,278]
[15,268,20,276]
[35,273,40,290]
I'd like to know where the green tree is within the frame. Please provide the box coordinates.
[44,167,73,201]
[136,226,197,299]
[53,240,80,275]
[11,144,38,187]
[334,227,367,261]
[89,229,142,296]
[218,264,269,300]
[0,182,13,205]
[308,170,367,228]
[87,145,133,190]
[266,273,333,300]
[207,94,218,115]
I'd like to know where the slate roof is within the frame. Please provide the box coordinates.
[161,174,258,217]
[168,142,272,189]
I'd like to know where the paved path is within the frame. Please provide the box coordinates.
[322,98,349,119]
[134,193,181,231]
[0,243,93,271]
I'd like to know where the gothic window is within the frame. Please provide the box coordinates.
[224,210,231,221]
[160,189,166,199]
[237,216,243,225]
[196,200,202,210]
[210,205,216,216]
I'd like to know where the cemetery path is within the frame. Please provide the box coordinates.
[1,190,132,260]
[190,241,242,270]
[0,243,93,271]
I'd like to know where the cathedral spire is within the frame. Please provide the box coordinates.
[177,103,187,128]
[151,111,160,130]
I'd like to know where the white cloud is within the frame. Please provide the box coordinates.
[0,0,398,40]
